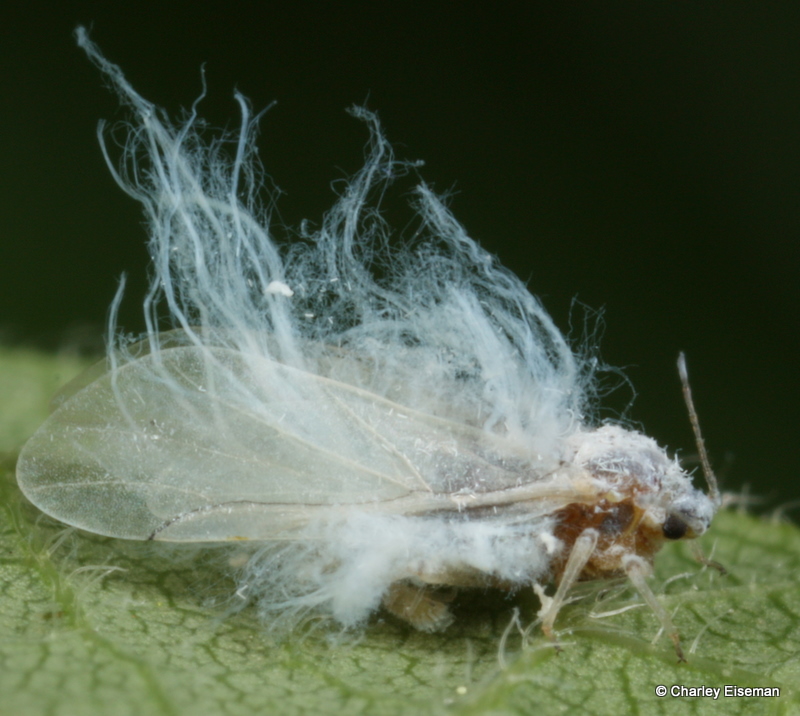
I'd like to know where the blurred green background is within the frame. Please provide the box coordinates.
[2,2,798,507]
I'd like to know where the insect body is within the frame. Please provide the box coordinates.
[16,29,720,659]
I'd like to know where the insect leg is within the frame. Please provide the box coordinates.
[536,527,599,649]
[382,581,456,631]
[623,553,686,662]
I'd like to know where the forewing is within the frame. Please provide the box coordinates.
[17,346,564,541]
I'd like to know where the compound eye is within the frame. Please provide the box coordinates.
[662,514,689,540]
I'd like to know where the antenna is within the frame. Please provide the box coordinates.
[677,353,721,506]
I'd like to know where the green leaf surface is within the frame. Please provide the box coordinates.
[1,349,797,715]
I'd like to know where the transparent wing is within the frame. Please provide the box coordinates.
[17,346,569,541]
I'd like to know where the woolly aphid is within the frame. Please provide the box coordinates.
[17,29,721,660]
